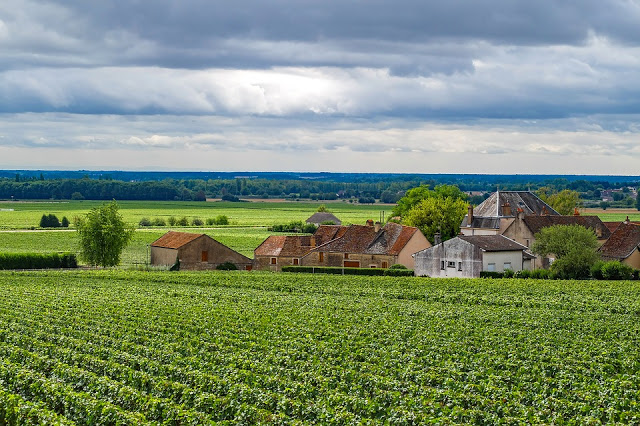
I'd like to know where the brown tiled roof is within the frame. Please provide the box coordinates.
[254,235,314,257]
[313,222,420,256]
[366,222,419,255]
[598,222,640,260]
[459,235,529,252]
[314,225,347,245]
[603,222,622,234]
[473,191,559,217]
[151,231,204,249]
[523,215,611,240]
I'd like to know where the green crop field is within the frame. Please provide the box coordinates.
[0,200,388,230]
[0,271,639,424]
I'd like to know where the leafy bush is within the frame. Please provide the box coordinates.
[61,216,70,227]
[167,216,177,226]
[590,260,606,280]
[39,214,61,228]
[281,266,413,276]
[151,217,166,226]
[191,218,204,226]
[303,223,317,233]
[270,221,315,233]
[595,260,634,280]
[216,262,238,271]
[0,252,77,269]
[139,217,152,227]
[221,194,240,202]
[177,216,189,226]
[214,215,229,226]
[503,269,515,278]
[389,264,408,270]
[514,269,531,279]
[480,271,504,279]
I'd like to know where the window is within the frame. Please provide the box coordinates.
[344,253,349,259]
[458,262,462,271]
[441,261,445,270]
[504,262,512,270]
[487,263,496,271]
[270,257,277,265]
[293,258,299,265]
[525,239,530,247]
[381,261,388,269]
[370,265,377,268]
[319,252,324,262]
[447,261,456,268]
[201,251,208,262]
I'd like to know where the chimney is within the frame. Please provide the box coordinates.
[374,221,381,232]
[625,216,630,224]
[517,207,525,220]
[542,206,549,216]
[366,219,374,227]
[434,232,442,245]
[467,205,473,226]
[502,202,512,216]
[573,207,580,216]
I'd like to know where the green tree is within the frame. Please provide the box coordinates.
[403,197,468,244]
[636,193,640,211]
[392,184,466,218]
[537,188,582,215]
[75,201,134,267]
[532,224,600,279]
[317,204,328,212]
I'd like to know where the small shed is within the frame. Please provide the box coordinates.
[306,212,341,226]
[151,231,252,270]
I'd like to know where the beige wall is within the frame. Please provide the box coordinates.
[152,235,251,270]
[483,251,524,272]
[150,247,178,266]
[623,248,640,269]
[397,232,430,269]
[254,255,301,272]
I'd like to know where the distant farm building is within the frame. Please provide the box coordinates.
[306,212,342,226]
[151,231,252,270]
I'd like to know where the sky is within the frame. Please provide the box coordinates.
[1,1,640,174]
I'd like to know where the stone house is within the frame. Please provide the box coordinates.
[151,231,252,270]
[253,235,314,271]
[413,235,533,278]
[460,190,559,236]
[598,221,640,269]
[302,221,430,269]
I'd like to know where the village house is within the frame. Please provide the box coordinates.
[413,235,533,278]
[460,190,560,236]
[151,231,252,270]
[302,220,430,269]
[253,225,346,271]
[598,221,640,269]
[501,209,611,269]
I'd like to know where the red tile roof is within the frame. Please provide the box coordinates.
[312,222,421,256]
[254,235,314,257]
[151,231,204,249]
[598,222,640,260]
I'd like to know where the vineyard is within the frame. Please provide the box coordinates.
[1,270,640,424]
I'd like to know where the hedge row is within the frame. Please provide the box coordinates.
[0,253,78,270]
[281,266,414,276]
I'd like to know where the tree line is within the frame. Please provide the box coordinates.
[1,175,638,203]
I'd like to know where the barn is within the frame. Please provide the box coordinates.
[151,231,252,270]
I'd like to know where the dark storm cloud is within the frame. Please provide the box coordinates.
[2,0,640,72]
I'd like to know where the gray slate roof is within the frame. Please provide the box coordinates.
[306,212,341,225]
[458,235,529,252]
[473,191,559,217]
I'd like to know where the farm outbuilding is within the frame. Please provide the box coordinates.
[151,231,252,270]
